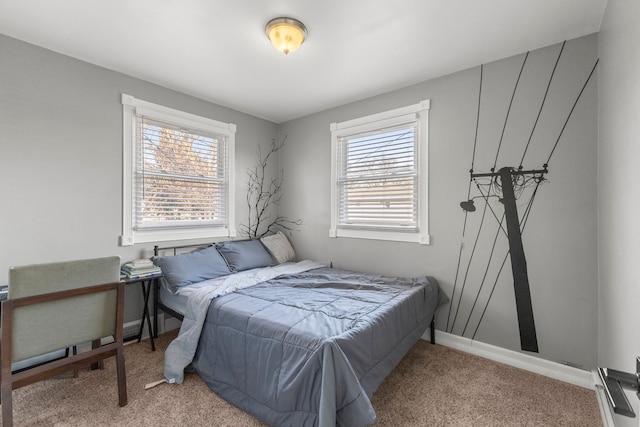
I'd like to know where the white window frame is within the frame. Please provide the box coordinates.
[120,94,236,246]
[330,100,430,245]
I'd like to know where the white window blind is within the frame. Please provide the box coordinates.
[120,94,236,246]
[330,100,430,244]
[337,123,418,229]
[134,116,228,230]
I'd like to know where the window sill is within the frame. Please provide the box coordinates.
[329,228,430,245]
[120,227,236,246]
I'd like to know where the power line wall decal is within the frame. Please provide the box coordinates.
[447,40,598,352]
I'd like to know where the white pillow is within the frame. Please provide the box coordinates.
[260,231,296,264]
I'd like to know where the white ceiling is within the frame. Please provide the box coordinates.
[0,0,606,123]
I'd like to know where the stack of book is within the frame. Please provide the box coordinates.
[120,259,161,280]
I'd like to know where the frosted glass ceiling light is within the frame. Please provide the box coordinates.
[265,17,307,55]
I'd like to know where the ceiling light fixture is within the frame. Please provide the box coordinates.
[265,17,307,55]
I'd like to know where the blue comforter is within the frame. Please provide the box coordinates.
[192,267,445,426]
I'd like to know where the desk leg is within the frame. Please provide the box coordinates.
[137,280,156,351]
[153,279,159,339]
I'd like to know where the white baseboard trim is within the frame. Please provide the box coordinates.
[129,313,181,338]
[422,329,594,390]
[123,318,155,341]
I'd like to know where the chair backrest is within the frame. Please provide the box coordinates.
[8,256,121,363]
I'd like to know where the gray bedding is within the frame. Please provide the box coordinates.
[192,267,445,427]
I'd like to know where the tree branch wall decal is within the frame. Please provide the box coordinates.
[239,138,302,239]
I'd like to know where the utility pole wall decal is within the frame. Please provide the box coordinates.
[446,40,598,353]
[471,167,546,352]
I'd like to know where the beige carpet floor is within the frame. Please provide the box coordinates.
[8,331,601,426]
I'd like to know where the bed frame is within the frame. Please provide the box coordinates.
[151,243,436,344]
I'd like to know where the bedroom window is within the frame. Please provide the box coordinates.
[330,100,430,244]
[120,94,236,246]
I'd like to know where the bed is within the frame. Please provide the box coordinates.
[152,233,446,427]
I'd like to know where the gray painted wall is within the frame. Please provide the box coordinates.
[278,34,599,369]
[0,35,278,322]
[0,31,604,373]
[598,0,640,424]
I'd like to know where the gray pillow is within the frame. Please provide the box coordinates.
[216,239,275,272]
[260,231,296,264]
[152,245,231,291]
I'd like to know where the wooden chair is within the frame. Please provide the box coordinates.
[1,256,127,427]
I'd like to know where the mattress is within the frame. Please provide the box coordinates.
[158,281,187,315]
